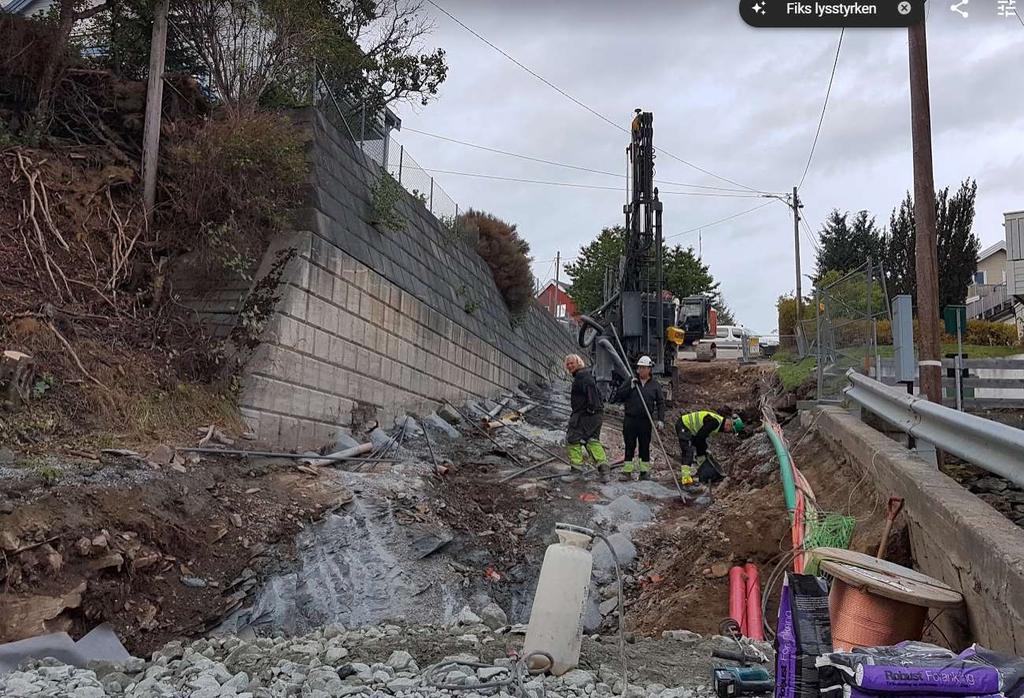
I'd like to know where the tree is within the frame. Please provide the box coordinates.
[815,209,886,278]
[886,193,915,297]
[563,227,625,314]
[884,179,979,310]
[564,226,735,321]
[460,210,534,318]
[174,0,447,112]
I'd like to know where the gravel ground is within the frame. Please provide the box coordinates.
[0,616,772,697]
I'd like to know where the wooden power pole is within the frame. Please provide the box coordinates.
[141,0,170,222]
[909,17,943,405]
[792,186,804,353]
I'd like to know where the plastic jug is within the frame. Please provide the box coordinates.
[522,528,594,676]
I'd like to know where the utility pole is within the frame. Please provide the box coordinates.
[909,17,942,406]
[141,0,169,223]
[553,251,561,316]
[792,186,804,354]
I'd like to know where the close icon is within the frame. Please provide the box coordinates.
[898,1,912,14]
[951,0,969,17]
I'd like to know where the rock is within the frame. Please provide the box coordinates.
[230,513,243,528]
[146,444,175,466]
[224,672,251,691]
[598,597,618,616]
[0,529,20,551]
[369,428,394,450]
[385,651,416,672]
[425,413,461,439]
[706,562,731,578]
[395,416,423,438]
[332,430,362,452]
[372,670,391,684]
[661,630,702,645]
[457,606,483,625]
[181,576,208,588]
[75,537,92,556]
[438,405,463,425]
[479,603,508,630]
[0,446,16,465]
[477,666,507,681]
[387,677,419,692]
[325,647,350,664]
[455,634,479,643]
[0,499,14,515]
[561,670,596,688]
[974,477,1009,494]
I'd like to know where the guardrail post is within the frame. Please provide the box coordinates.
[915,439,938,466]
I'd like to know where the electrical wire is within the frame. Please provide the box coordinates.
[798,28,845,189]
[425,0,766,194]
[664,201,776,241]
[401,127,767,194]
[407,166,766,198]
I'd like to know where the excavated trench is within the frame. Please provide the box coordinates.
[221,362,806,640]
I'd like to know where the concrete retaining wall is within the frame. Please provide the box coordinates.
[230,109,576,449]
[812,405,1024,653]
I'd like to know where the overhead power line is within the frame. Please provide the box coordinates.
[410,166,766,198]
[425,0,767,195]
[402,127,767,194]
[664,201,775,241]
[799,28,845,189]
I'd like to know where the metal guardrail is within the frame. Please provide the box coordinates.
[843,369,1024,488]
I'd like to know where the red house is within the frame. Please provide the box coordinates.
[537,281,577,321]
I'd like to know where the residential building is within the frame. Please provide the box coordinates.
[967,240,1012,322]
[1,0,54,15]
[536,281,577,324]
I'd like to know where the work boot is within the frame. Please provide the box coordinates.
[598,463,610,483]
[639,471,651,481]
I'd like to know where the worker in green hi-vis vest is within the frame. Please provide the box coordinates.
[674,410,744,485]
[563,353,610,482]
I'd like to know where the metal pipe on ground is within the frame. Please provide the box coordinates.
[443,399,528,467]
[176,446,398,466]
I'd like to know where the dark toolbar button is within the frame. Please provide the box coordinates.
[740,0,924,28]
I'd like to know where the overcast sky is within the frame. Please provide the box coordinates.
[390,0,1024,333]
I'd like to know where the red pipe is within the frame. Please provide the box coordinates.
[728,565,747,633]
[744,562,764,641]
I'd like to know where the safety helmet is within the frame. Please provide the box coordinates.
[730,415,745,433]
[636,356,654,367]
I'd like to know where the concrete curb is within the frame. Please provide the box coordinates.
[812,405,1024,654]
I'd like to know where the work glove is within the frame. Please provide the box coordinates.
[656,421,665,431]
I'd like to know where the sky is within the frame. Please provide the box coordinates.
[389,0,1024,334]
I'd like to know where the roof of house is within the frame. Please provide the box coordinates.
[537,280,571,295]
[2,0,51,14]
[979,240,1006,262]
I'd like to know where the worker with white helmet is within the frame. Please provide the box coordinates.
[609,355,665,480]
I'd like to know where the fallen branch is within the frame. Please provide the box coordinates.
[45,320,108,391]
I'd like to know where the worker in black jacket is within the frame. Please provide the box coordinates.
[564,353,609,480]
[610,355,665,480]
[675,410,744,484]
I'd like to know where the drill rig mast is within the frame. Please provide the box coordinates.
[578,110,678,394]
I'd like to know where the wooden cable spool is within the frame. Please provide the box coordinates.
[808,547,963,651]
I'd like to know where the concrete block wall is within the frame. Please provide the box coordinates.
[234,109,577,449]
[813,406,1024,654]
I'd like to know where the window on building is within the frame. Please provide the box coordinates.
[556,304,567,318]
[974,271,986,285]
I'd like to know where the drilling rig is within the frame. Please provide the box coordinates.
[577,110,679,395]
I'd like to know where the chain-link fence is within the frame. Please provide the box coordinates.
[314,68,460,224]
[812,259,891,402]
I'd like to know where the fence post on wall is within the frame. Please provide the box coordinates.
[398,145,404,184]
[429,178,435,214]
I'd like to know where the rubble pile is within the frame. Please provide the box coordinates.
[0,617,746,698]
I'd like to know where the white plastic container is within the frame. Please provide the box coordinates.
[522,529,594,676]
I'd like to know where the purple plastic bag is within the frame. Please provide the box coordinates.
[853,663,1001,694]
[959,645,1024,698]
[775,575,797,698]
[847,688,1001,698]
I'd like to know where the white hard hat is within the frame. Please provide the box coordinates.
[636,356,654,367]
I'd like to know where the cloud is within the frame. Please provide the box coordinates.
[393,0,1024,332]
